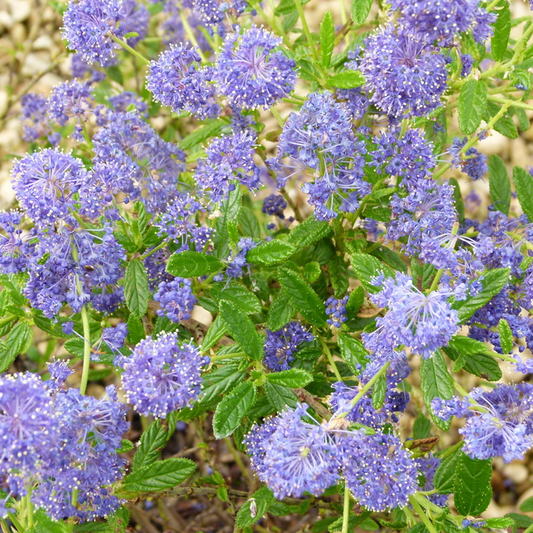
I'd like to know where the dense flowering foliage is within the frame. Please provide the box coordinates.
[3,0,533,530]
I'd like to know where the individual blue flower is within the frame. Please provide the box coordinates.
[263,322,314,371]
[435,384,533,463]
[147,44,220,119]
[450,137,488,181]
[215,26,296,109]
[360,26,448,118]
[122,332,209,418]
[363,274,460,359]
[194,131,261,202]
[47,80,94,127]
[390,0,495,46]
[154,278,197,323]
[325,295,349,328]
[244,404,340,499]
[339,431,418,511]
[11,149,90,224]
[62,0,148,65]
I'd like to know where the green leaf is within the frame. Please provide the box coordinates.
[124,259,149,317]
[488,154,511,215]
[213,186,242,258]
[287,217,332,252]
[219,300,264,361]
[350,0,372,25]
[486,101,518,139]
[499,318,513,354]
[266,368,313,388]
[346,286,365,319]
[372,374,387,409]
[117,439,134,454]
[454,453,493,516]
[327,70,365,89]
[520,496,533,512]
[107,506,130,533]
[434,448,462,494]
[320,11,335,68]
[213,382,257,439]
[211,282,262,314]
[443,336,502,381]
[458,80,487,135]
[267,292,294,331]
[127,314,144,344]
[202,314,227,351]
[420,351,454,430]
[491,2,511,62]
[449,178,465,223]
[246,240,295,265]
[200,364,247,404]
[30,510,71,533]
[236,486,275,528]
[338,333,369,374]
[349,253,395,292]
[513,166,533,223]
[179,119,226,150]
[330,255,350,296]
[264,381,298,411]
[453,268,510,322]
[485,517,515,529]
[303,262,322,283]
[167,251,223,277]
[0,321,32,373]
[240,206,261,239]
[132,420,168,471]
[413,414,431,440]
[124,458,196,492]
[278,267,327,327]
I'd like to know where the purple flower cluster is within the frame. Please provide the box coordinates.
[363,274,460,359]
[263,322,313,371]
[0,372,128,521]
[121,332,209,418]
[390,0,496,46]
[273,91,369,220]
[62,0,148,65]
[262,194,287,218]
[325,295,349,328]
[92,111,186,213]
[147,44,220,119]
[450,137,488,181]
[215,26,296,109]
[154,278,197,323]
[360,26,448,118]
[20,94,59,145]
[194,131,261,202]
[47,80,94,127]
[433,384,533,463]
[245,404,419,509]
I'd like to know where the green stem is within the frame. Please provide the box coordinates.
[334,361,391,419]
[24,491,34,528]
[210,352,247,362]
[409,495,438,533]
[79,305,91,396]
[488,95,533,111]
[433,101,513,180]
[271,107,285,128]
[522,523,533,533]
[320,338,343,382]
[180,11,207,61]
[427,222,459,293]
[140,240,167,260]
[293,0,321,66]
[342,485,351,533]
[110,34,150,65]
